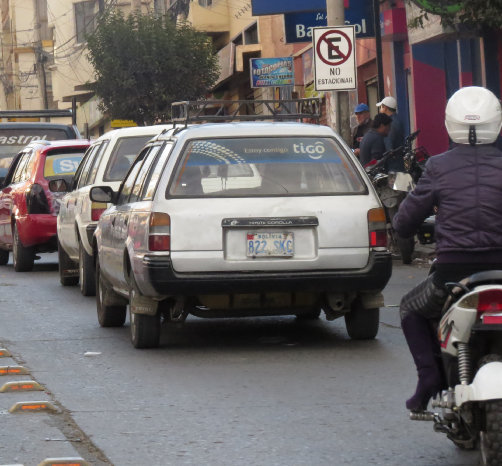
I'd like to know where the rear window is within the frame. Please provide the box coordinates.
[168,137,366,197]
[103,135,155,181]
[43,152,85,179]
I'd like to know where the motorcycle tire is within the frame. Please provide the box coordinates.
[397,235,415,265]
[480,400,502,465]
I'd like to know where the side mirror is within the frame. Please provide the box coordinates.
[90,186,117,204]
[48,179,68,193]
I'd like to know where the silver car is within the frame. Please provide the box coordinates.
[91,122,392,348]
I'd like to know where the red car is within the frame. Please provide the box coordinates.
[0,139,89,271]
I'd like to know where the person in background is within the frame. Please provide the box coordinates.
[358,113,392,166]
[351,103,372,158]
[393,86,502,412]
[377,96,405,151]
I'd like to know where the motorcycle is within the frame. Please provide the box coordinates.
[411,270,502,465]
[365,130,431,264]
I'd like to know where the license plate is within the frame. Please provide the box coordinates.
[246,232,294,257]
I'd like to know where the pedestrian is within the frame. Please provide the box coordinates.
[351,103,372,158]
[393,86,502,413]
[377,96,405,151]
[358,113,392,166]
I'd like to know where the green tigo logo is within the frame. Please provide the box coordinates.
[412,0,463,15]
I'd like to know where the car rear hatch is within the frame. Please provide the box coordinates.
[161,135,379,273]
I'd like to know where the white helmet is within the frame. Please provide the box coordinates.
[445,86,502,145]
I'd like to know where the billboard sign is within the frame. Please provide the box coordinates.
[251,0,326,16]
[250,57,294,88]
[284,7,374,43]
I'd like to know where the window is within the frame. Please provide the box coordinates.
[43,151,85,179]
[85,141,108,185]
[103,135,156,182]
[77,144,101,189]
[129,146,161,203]
[75,1,96,43]
[198,0,212,6]
[117,161,143,206]
[142,143,173,200]
[244,23,258,45]
[12,151,34,183]
[168,137,366,197]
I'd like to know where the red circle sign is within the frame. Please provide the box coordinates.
[316,29,353,67]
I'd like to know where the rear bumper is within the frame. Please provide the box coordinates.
[141,251,392,296]
[17,214,57,249]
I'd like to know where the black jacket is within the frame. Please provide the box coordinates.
[393,144,502,263]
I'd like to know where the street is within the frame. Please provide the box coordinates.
[0,254,477,466]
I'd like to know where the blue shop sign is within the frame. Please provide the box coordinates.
[250,57,294,88]
[251,0,326,16]
[284,2,375,43]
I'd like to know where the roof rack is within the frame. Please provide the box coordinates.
[171,99,321,125]
[0,109,72,119]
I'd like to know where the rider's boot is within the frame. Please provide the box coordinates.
[402,312,443,411]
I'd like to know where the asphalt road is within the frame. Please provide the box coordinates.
[0,254,478,466]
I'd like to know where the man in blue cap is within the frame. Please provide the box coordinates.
[351,103,372,157]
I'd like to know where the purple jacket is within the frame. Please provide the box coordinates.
[393,144,502,263]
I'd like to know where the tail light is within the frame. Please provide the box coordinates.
[368,208,387,248]
[148,212,170,251]
[26,183,50,214]
[91,201,107,221]
[475,289,502,324]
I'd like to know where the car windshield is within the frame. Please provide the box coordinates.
[168,137,366,197]
[103,135,156,181]
[44,151,85,180]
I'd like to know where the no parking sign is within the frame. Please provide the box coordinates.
[313,26,357,91]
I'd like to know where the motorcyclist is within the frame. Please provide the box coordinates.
[392,86,502,412]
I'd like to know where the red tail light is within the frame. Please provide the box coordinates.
[91,202,107,221]
[477,289,502,312]
[148,212,170,252]
[475,289,502,324]
[368,208,387,248]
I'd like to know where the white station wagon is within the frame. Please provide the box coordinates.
[91,108,392,348]
[55,125,171,296]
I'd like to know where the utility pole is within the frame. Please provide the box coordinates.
[33,0,49,113]
[0,0,15,110]
[325,0,351,144]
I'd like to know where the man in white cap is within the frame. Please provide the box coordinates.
[377,96,405,152]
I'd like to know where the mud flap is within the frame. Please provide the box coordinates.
[130,287,158,316]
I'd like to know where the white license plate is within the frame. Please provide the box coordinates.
[246,232,294,257]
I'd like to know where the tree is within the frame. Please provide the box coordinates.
[409,0,502,30]
[86,10,220,125]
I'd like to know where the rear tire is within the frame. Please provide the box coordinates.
[58,238,78,286]
[129,274,160,349]
[96,257,126,327]
[344,299,379,340]
[79,241,96,296]
[12,225,34,272]
[0,249,9,265]
[480,400,502,465]
[130,310,161,349]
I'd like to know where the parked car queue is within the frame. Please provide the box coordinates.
[0,111,392,349]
